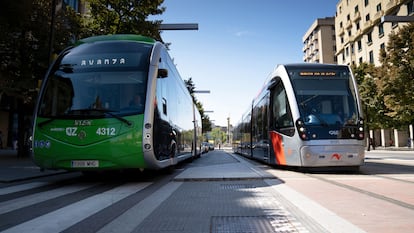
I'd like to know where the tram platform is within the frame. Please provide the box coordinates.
[100,148,366,233]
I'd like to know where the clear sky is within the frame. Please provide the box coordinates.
[153,0,338,127]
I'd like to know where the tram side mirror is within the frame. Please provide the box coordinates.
[158,68,168,78]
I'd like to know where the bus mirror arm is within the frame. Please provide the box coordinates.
[158,68,168,78]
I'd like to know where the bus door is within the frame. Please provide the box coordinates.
[268,79,300,166]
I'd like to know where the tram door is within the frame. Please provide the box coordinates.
[268,79,300,166]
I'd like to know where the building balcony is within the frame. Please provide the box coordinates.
[338,27,345,36]
[346,21,353,29]
[362,20,374,33]
[353,11,361,22]
[374,10,385,23]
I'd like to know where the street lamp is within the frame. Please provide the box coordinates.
[192,90,210,156]
[159,23,199,31]
[381,15,414,23]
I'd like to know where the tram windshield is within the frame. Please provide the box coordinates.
[289,68,359,126]
[38,41,152,119]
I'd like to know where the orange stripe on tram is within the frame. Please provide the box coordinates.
[269,131,286,165]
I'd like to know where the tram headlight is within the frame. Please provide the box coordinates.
[357,122,364,140]
[296,119,308,140]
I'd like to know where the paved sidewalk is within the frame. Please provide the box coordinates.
[0,149,65,183]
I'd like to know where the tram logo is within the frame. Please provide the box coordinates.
[329,130,339,135]
[331,153,341,160]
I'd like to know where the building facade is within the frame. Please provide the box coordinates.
[302,17,337,63]
[335,0,414,148]
[335,0,414,66]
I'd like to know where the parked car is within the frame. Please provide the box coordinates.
[201,142,209,153]
[208,143,214,150]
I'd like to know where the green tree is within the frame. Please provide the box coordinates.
[86,0,165,40]
[211,127,226,144]
[184,77,212,133]
[378,23,414,127]
[352,63,393,129]
[0,0,83,155]
[0,0,83,105]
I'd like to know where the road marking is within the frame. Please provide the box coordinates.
[97,181,182,233]
[2,182,151,233]
[0,183,94,214]
[0,182,48,195]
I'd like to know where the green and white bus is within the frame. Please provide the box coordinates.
[32,34,202,171]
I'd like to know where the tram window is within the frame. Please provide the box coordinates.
[271,83,293,133]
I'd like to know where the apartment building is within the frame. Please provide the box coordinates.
[302,17,337,63]
[335,0,414,66]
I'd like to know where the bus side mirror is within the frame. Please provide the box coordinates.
[158,68,168,78]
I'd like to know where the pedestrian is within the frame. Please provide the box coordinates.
[368,137,375,150]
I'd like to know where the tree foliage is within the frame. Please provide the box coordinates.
[353,23,414,129]
[0,0,166,154]
[184,77,212,132]
[86,0,165,41]
[378,23,414,127]
[0,0,83,105]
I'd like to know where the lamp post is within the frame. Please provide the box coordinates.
[192,90,210,156]
[381,15,414,23]
[159,23,199,31]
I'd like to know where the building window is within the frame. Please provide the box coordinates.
[348,29,352,37]
[351,43,354,54]
[369,51,374,64]
[356,21,360,30]
[359,57,363,64]
[357,40,362,51]
[355,5,359,13]
[366,14,370,22]
[341,36,344,44]
[346,46,349,57]
[380,43,386,58]
[376,3,382,12]
[367,32,372,44]
[364,0,369,7]
[408,1,414,15]
[347,14,351,21]
[378,23,384,37]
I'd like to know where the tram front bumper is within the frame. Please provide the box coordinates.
[300,145,364,167]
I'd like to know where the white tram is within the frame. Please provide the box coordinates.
[233,64,365,169]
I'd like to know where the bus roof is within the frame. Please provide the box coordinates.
[75,34,156,46]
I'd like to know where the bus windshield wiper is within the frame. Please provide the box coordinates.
[68,108,132,126]
[38,118,56,128]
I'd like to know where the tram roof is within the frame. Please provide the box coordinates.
[75,34,156,46]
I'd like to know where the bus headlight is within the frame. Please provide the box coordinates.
[144,144,151,150]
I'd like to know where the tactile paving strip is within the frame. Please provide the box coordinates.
[211,215,306,233]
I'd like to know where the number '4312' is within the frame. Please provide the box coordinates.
[96,127,116,136]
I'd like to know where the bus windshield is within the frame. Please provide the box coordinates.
[38,41,152,118]
[289,68,359,126]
